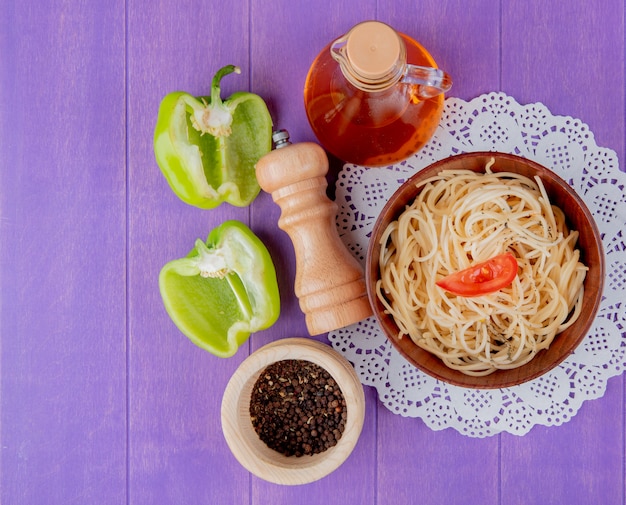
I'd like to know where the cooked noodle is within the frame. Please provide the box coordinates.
[376,162,588,376]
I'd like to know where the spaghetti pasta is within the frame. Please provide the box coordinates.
[376,163,588,376]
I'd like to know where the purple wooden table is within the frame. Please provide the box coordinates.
[1,1,624,503]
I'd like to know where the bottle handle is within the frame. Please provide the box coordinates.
[402,64,452,99]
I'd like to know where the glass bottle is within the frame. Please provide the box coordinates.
[304,21,452,167]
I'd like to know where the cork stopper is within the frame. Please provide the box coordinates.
[346,21,402,80]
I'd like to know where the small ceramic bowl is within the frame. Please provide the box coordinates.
[366,152,604,389]
[221,338,365,485]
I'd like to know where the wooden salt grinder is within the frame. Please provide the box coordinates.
[255,130,373,335]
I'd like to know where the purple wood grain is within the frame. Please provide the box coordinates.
[380,0,503,102]
[126,1,254,504]
[0,1,127,504]
[502,0,626,167]
[1,0,625,504]
[249,3,379,502]
[374,2,502,505]
[247,1,379,345]
[500,1,625,503]
[501,380,624,505]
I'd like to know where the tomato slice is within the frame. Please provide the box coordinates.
[436,253,518,297]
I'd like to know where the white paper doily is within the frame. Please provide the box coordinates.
[328,92,626,437]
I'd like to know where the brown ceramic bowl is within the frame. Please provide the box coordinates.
[366,152,604,389]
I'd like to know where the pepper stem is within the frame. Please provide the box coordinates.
[211,65,241,107]
[187,65,241,137]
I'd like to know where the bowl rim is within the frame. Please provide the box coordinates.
[365,151,605,389]
[220,337,365,485]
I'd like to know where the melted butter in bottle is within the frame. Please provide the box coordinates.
[304,22,446,167]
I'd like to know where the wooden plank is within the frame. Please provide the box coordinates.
[125,0,257,503]
[502,0,625,166]
[375,1,501,504]
[248,3,379,503]
[247,0,380,347]
[0,1,127,504]
[1,1,623,504]
[500,0,625,503]
[380,0,504,101]
[501,380,624,504]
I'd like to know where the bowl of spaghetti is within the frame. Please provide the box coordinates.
[366,152,604,388]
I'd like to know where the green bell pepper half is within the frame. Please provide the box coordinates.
[154,65,272,209]
[159,220,280,357]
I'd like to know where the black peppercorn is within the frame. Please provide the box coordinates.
[249,359,347,457]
